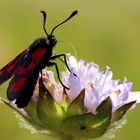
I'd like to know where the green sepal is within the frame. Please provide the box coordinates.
[36,81,65,131]
[60,89,70,112]
[111,101,136,123]
[61,97,112,139]
[67,89,85,116]
[24,99,44,126]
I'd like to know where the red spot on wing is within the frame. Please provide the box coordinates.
[11,77,26,92]
[27,62,36,71]
[18,68,26,75]
[7,65,14,72]
[0,70,3,76]
[31,48,46,62]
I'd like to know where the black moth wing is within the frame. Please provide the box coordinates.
[0,49,29,85]
[7,47,47,108]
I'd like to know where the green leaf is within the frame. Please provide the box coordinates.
[61,97,112,139]
[67,89,85,116]
[36,82,65,131]
[111,101,136,123]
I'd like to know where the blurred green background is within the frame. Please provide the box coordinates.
[0,0,140,139]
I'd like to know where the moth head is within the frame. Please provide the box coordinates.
[47,35,57,47]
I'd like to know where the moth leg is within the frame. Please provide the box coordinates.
[50,54,77,77]
[47,61,69,90]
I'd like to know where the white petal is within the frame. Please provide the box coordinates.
[53,89,63,103]
[110,93,123,111]
[125,92,140,103]
[67,73,82,101]
[84,90,98,112]
[67,56,78,73]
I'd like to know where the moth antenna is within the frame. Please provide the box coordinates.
[50,10,78,35]
[40,11,49,36]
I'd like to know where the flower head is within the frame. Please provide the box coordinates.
[1,55,140,140]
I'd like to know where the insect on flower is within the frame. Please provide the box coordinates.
[0,10,78,108]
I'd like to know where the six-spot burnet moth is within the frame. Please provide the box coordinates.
[0,10,78,108]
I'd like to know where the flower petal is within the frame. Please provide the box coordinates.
[67,73,82,102]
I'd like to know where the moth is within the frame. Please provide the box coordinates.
[0,10,78,108]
